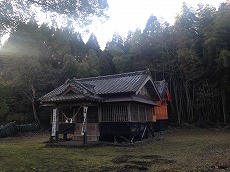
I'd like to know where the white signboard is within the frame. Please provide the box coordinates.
[81,106,88,136]
[51,109,57,137]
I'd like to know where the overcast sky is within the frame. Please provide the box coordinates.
[86,0,225,49]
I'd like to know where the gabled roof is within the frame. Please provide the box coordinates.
[74,70,151,95]
[40,69,161,104]
[40,81,103,103]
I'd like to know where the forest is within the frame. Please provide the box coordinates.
[0,1,229,127]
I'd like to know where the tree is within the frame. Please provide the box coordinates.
[0,0,109,38]
[1,56,41,124]
[1,21,47,58]
[174,3,198,50]
[98,50,116,75]
[77,61,91,78]
[68,32,86,60]
[143,15,161,36]
[203,3,230,78]
[25,0,109,27]
[112,54,132,73]
[0,78,12,123]
[132,16,166,71]
[125,29,142,55]
[61,54,79,82]
[0,22,65,124]
[195,4,216,59]
[86,33,101,53]
[106,32,124,51]
[1,0,230,126]
[88,49,101,76]
[0,0,32,37]
[177,49,204,80]
[105,33,133,73]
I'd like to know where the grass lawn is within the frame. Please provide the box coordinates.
[1,128,230,172]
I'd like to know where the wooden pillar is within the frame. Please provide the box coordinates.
[128,104,131,122]
[81,106,88,145]
[114,135,117,143]
[138,105,140,122]
[56,108,59,142]
[98,106,102,122]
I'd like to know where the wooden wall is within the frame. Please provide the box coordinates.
[154,101,168,120]
[101,103,153,123]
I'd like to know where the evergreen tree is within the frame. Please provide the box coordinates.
[86,33,101,54]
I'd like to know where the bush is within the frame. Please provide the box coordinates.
[0,122,40,138]
[17,123,40,133]
[0,122,18,138]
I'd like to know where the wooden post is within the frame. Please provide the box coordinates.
[81,106,88,145]
[128,104,131,122]
[98,106,102,122]
[114,135,117,143]
[138,105,140,122]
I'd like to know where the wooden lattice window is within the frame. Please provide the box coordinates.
[102,105,128,122]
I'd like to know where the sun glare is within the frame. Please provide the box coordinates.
[0,33,10,47]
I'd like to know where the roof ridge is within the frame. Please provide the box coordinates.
[74,69,149,81]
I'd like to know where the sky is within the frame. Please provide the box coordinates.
[0,0,225,49]
[85,0,225,49]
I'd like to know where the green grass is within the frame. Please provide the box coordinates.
[1,128,230,172]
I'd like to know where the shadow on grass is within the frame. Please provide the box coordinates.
[111,154,176,171]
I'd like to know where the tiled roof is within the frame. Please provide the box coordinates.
[40,82,103,103]
[41,83,69,100]
[105,94,157,105]
[75,70,150,95]
[40,69,160,104]
[41,94,101,102]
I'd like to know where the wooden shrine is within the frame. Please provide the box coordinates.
[40,69,162,143]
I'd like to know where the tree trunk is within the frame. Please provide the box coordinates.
[30,84,41,127]
[172,79,180,124]
[185,81,191,122]
[221,85,227,123]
